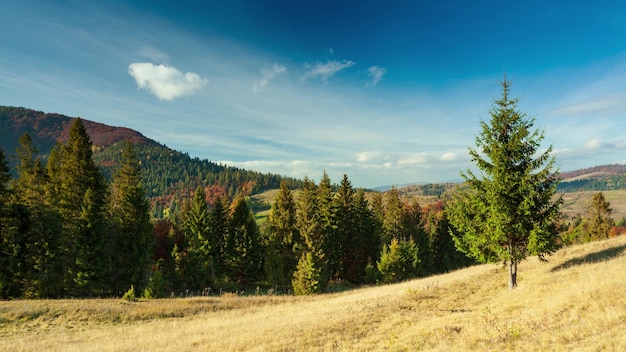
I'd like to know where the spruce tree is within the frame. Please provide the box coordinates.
[0,148,10,197]
[180,186,212,289]
[383,187,403,245]
[332,174,355,281]
[0,147,20,297]
[109,142,154,294]
[370,192,385,254]
[292,251,321,295]
[208,195,229,279]
[317,172,336,282]
[227,196,262,286]
[401,200,433,276]
[377,238,420,284]
[425,201,473,273]
[264,180,299,290]
[13,133,62,297]
[295,178,327,289]
[52,118,109,296]
[586,192,613,240]
[447,79,562,290]
[348,189,380,283]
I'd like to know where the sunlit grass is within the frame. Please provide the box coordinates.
[559,189,626,220]
[2,236,625,351]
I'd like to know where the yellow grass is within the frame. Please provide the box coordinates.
[2,236,626,351]
[559,189,626,220]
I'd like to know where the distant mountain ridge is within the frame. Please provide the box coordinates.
[0,106,157,154]
[391,165,626,197]
[557,164,626,182]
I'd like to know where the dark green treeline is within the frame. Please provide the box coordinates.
[0,120,473,298]
[0,120,155,297]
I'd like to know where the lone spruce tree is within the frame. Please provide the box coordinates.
[448,78,562,290]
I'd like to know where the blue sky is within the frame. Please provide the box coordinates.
[2,0,626,188]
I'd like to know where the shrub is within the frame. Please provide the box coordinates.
[143,271,166,299]
[292,252,321,295]
[377,238,420,284]
[123,285,137,302]
[363,261,381,284]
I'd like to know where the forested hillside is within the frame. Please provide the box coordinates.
[0,119,476,298]
[93,142,298,218]
[1,105,623,300]
[0,106,299,217]
[556,165,626,193]
[0,106,156,154]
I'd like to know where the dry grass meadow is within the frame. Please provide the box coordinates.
[2,235,625,351]
[559,189,626,220]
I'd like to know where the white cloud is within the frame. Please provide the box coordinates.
[356,151,390,163]
[303,60,355,81]
[440,152,457,161]
[584,138,612,149]
[253,63,286,92]
[367,65,386,86]
[398,152,429,166]
[128,62,207,101]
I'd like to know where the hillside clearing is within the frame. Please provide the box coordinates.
[559,189,626,220]
[2,236,625,351]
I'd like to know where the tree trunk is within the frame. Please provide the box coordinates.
[508,260,517,290]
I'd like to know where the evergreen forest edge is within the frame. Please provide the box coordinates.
[0,99,624,299]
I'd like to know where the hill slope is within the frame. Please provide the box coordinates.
[557,164,626,193]
[0,106,297,217]
[1,236,624,351]
[0,106,157,154]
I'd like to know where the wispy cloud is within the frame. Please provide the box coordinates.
[367,65,386,86]
[253,63,287,92]
[128,62,207,101]
[303,60,355,81]
[137,47,170,63]
[356,151,390,163]
[584,138,612,149]
[549,93,626,116]
[440,152,458,161]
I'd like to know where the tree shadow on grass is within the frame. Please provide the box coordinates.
[550,243,626,272]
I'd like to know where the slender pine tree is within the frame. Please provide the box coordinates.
[332,174,355,281]
[227,196,262,286]
[264,180,299,290]
[51,118,109,296]
[209,195,229,279]
[0,147,21,298]
[13,133,62,297]
[292,179,329,294]
[180,186,212,290]
[109,142,154,294]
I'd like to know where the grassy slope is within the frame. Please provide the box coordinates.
[560,189,626,220]
[2,236,625,351]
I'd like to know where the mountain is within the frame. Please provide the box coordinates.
[0,106,298,218]
[391,164,626,198]
[0,106,157,155]
[556,164,626,193]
